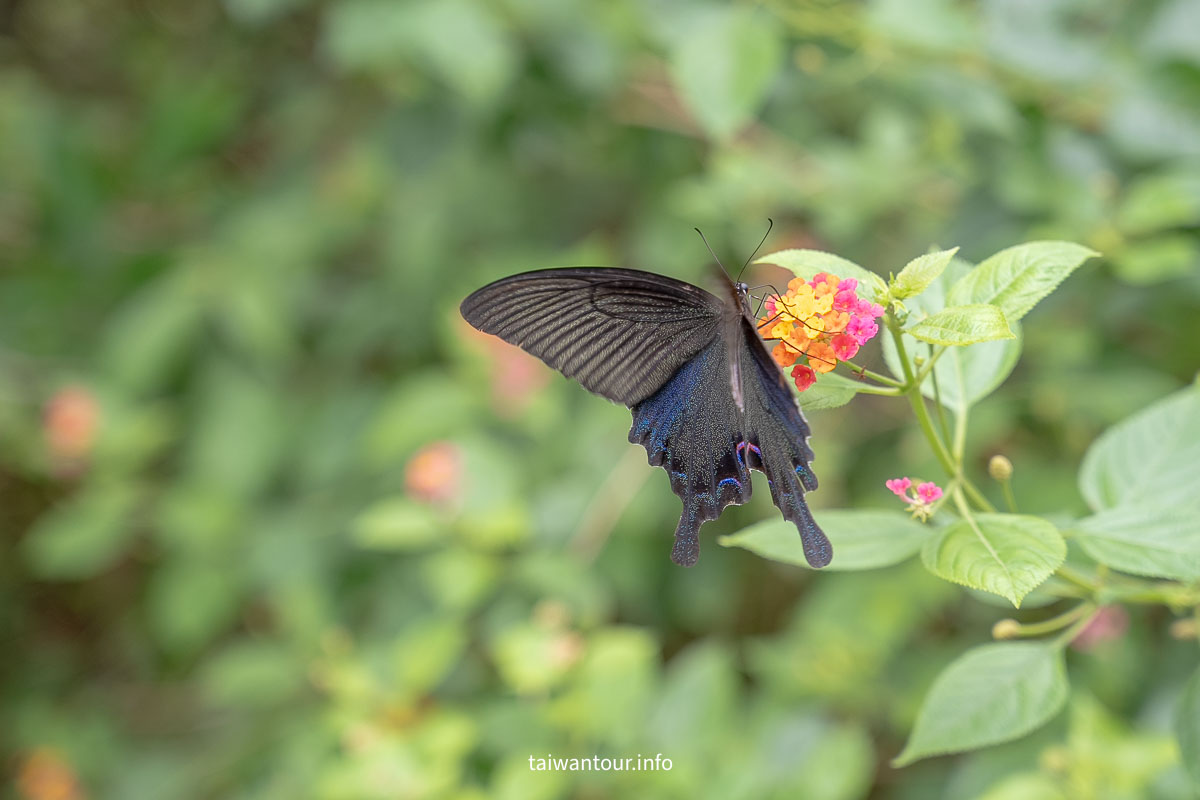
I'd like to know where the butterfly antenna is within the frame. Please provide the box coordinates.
[694,227,733,282]
[735,218,774,283]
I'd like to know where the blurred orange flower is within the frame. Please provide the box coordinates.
[17,748,85,800]
[44,385,99,472]
[405,441,462,506]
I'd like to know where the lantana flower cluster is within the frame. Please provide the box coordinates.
[757,273,885,391]
[886,477,944,522]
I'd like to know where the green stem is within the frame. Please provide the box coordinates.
[839,360,903,387]
[996,602,1096,639]
[1000,479,1019,513]
[888,317,957,476]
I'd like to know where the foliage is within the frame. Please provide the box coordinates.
[2,0,1199,798]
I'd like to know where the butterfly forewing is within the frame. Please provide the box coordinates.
[460,268,722,405]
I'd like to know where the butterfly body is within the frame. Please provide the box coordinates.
[461,268,831,568]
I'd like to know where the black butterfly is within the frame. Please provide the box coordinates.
[460,268,831,568]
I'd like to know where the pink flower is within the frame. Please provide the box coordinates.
[845,316,878,345]
[764,296,776,317]
[833,289,859,312]
[830,333,859,360]
[916,482,943,503]
[791,364,816,392]
[836,278,858,293]
[886,477,943,521]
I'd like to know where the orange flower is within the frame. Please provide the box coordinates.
[772,341,798,367]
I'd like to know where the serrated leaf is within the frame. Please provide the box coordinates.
[1073,505,1200,581]
[1078,384,1200,513]
[947,241,1098,323]
[720,509,932,571]
[906,303,1014,346]
[894,643,1068,766]
[892,247,958,299]
[1177,665,1200,786]
[756,248,888,300]
[669,7,781,140]
[921,513,1065,607]
[883,259,1023,412]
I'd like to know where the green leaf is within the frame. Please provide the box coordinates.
[894,642,1068,766]
[1177,665,1200,787]
[1078,384,1200,513]
[892,247,959,299]
[921,513,1065,607]
[756,248,888,300]
[1073,506,1200,581]
[905,303,1015,346]
[352,496,442,550]
[720,509,932,571]
[799,371,862,411]
[947,241,1099,323]
[883,259,1023,412]
[669,7,781,140]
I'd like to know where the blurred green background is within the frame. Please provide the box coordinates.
[3,0,1199,797]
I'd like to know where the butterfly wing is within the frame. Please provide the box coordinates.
[460,268,723,405]
[628,312,830,567]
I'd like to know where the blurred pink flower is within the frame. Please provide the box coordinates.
[1071,605,1129,651]
[885,477,912,497]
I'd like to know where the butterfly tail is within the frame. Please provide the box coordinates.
[765,467,831,567]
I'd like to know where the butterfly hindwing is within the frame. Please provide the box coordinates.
[628,314,830,568]
[460,268,723,405]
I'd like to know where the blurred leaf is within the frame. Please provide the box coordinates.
[1078,384,1200,513]
[1111,235,1199,285]
[892,247,959,300]
[1178,665,1200,787]
[906,303,1014,346]
[894,643,1068,765]
[147,559,244,657]
[647,641,738,755]
[669,7,781,140]
[921,513,1065,607]
[352,497,442,551]
[947,241,1098,323]
[976,773,1066,800]
[23,482,141,579]
[1116,171,1200,235]
[201,640,305,707]
[551,628,658,745]
[720,509,931,571]
[757,249,889,300]
[394,620,467,698]
[421,547,500,611]
[1073,506,1200,581]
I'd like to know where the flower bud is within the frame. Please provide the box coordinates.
[988,454,1013,482]
[992,619,1022,640]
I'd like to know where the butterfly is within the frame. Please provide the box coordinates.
[460,267,831,568]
